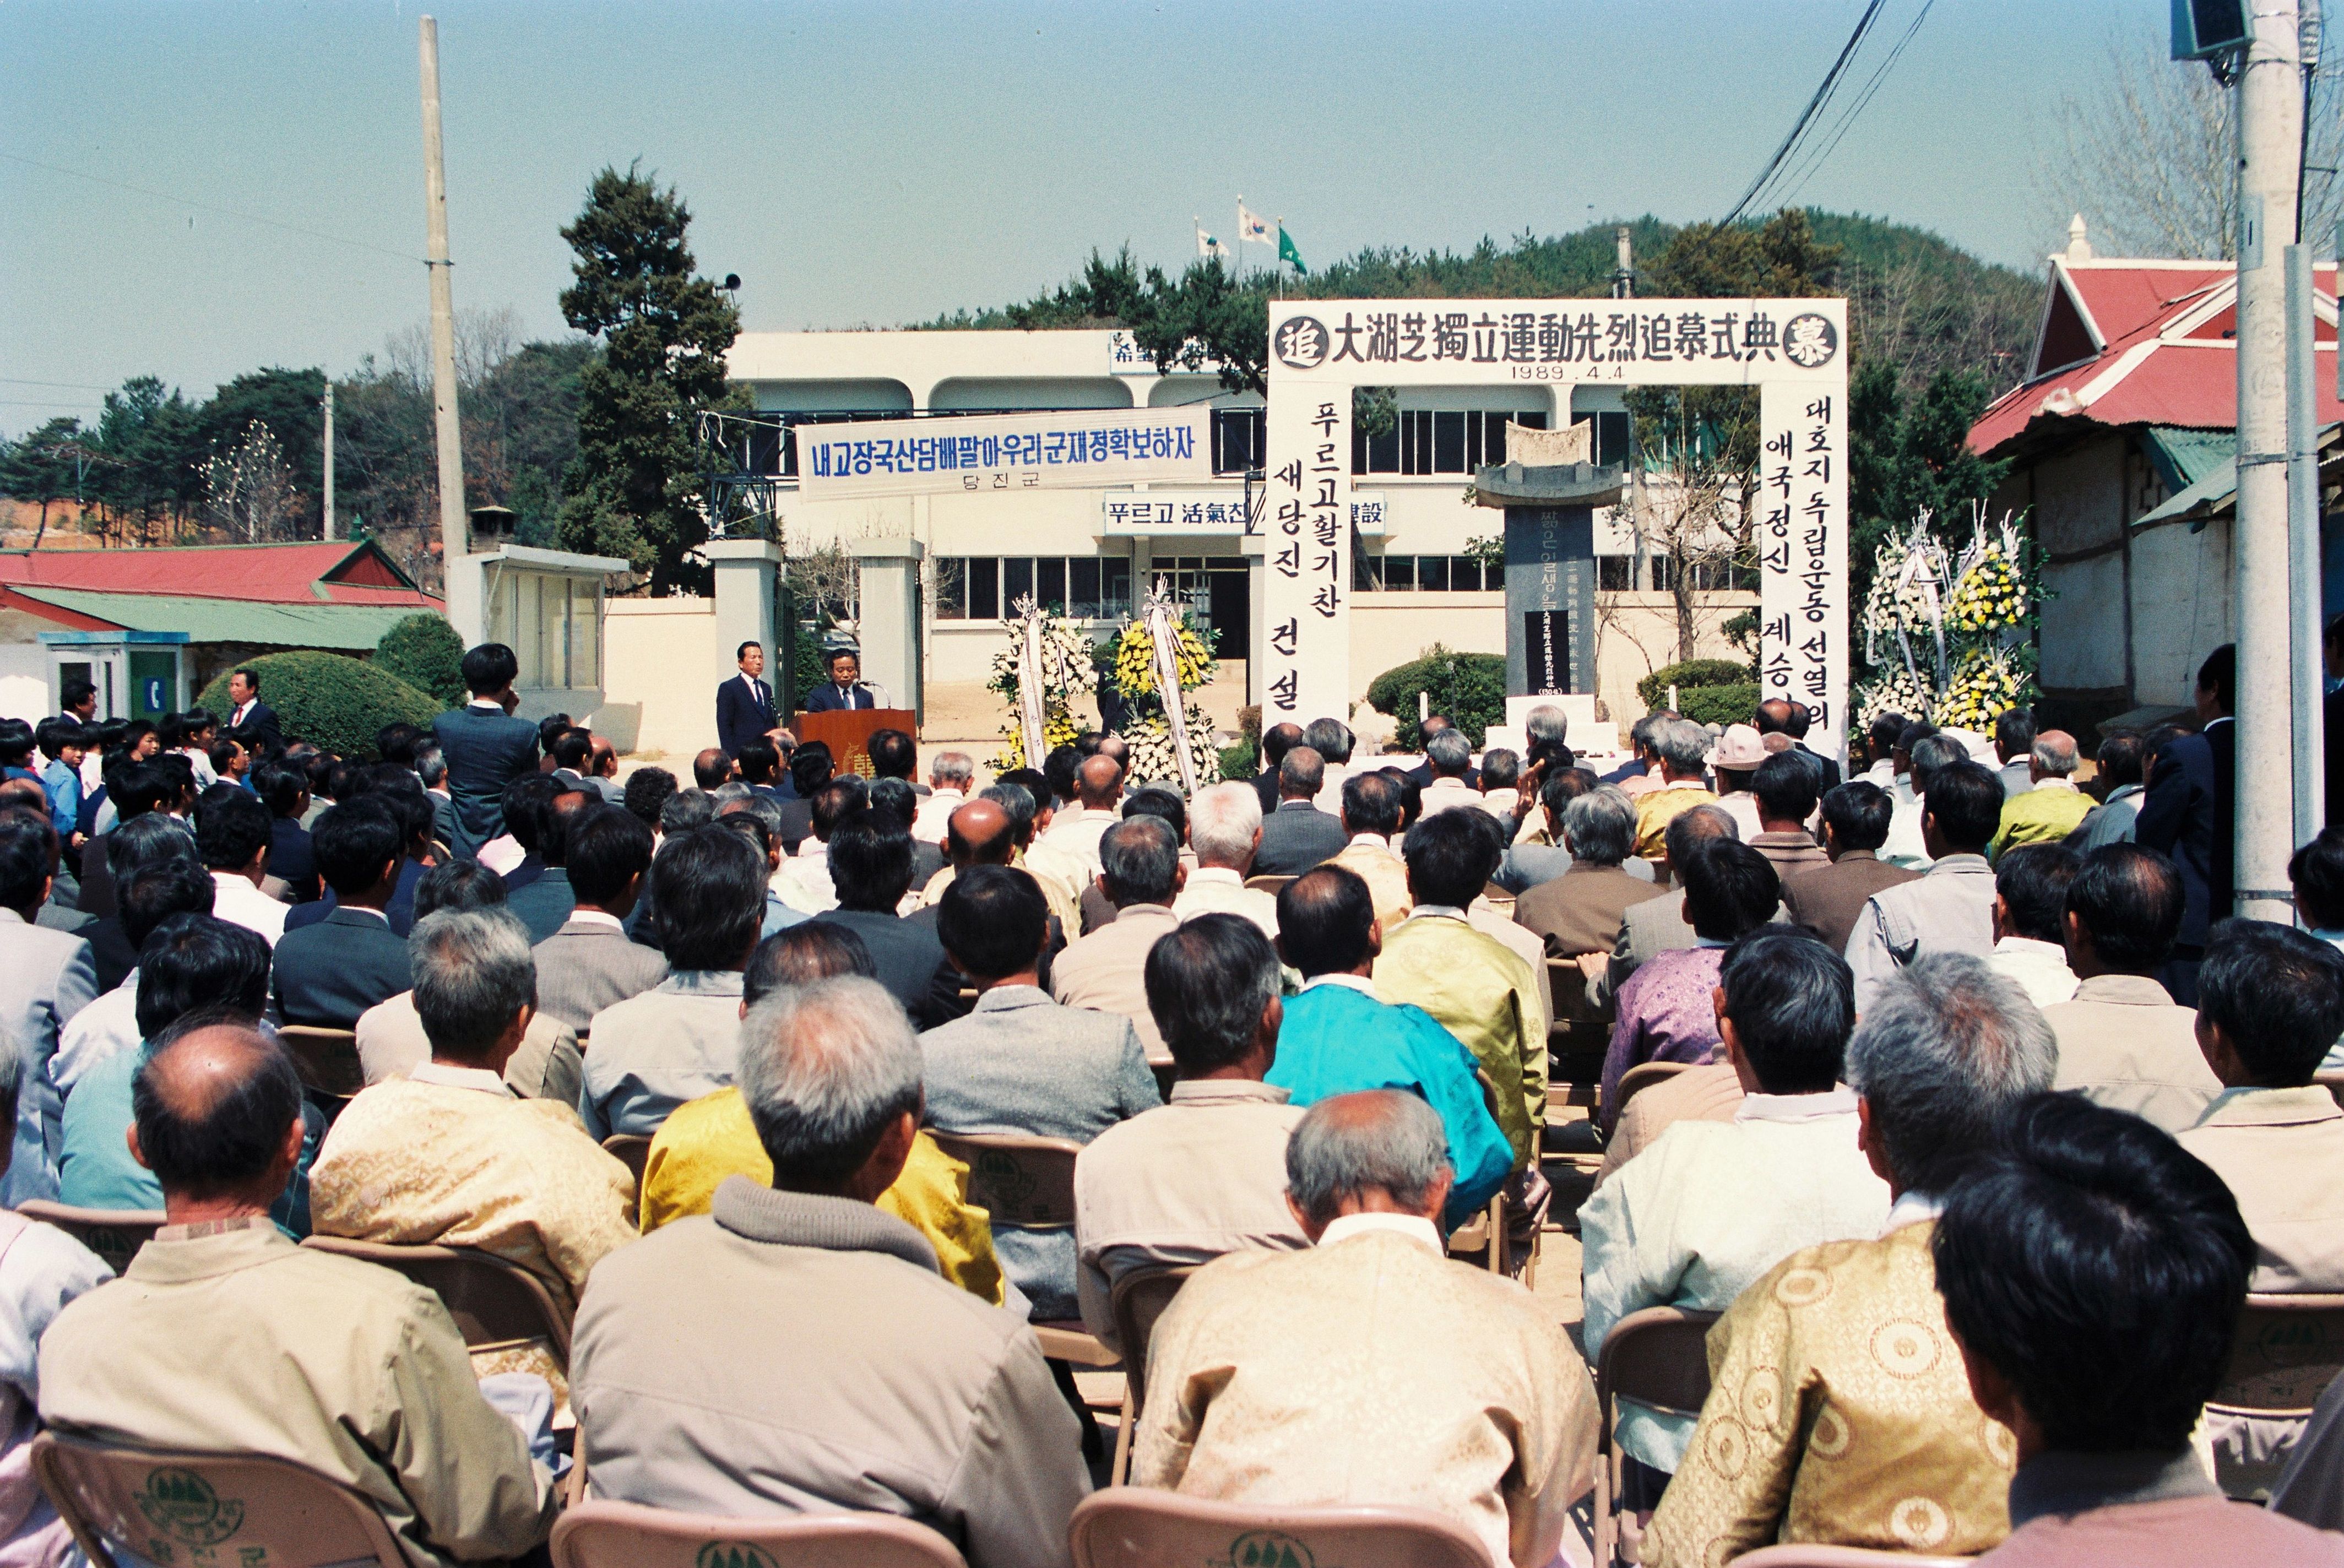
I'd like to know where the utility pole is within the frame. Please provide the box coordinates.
[321,382,337,541]
[2232,0,2305,921]
[419,15,477,641]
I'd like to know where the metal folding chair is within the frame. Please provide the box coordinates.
[13,1201,164,1277]
[551,1499,968,1568]
[2208,1292,2344,1498]
[1068,1489,1488,1568]
[301,1235,574,1370]
[1593,1305,1719,1568]
[924,1131,1115,1372]
[1103,1262,1197,1485]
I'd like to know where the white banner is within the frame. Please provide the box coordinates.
[1756,380,1849,757]
[1260,390,1353,727]
[794,406,1211,501]
[1099,490,1387,536]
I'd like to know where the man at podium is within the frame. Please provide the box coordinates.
[802,647,887,713]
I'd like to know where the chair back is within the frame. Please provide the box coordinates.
[1243,874,1294,894]
[1068,1490,1486,1568]
[601,1134,652,1189]
[1545,958,1607,1093]
[924,1132,1082,1229]
[1593,1306,1720,1568]
[2212,1293,2344,1416]
[1612,1060,1690,1121]
[32,1433,409,1568]
[13,1202,164,1278]
[300,1236,573,1366]
[552,1500,968,1568]
[2316,1072,2344,1113]
[1727,1548,1973,1567]
[277,1026,365,1099]
[1108,1263,1196,1413]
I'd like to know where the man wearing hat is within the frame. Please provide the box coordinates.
[1707,723,1771,841]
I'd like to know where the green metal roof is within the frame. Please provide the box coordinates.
[2139,426,2236,496]
[9,588,427,650]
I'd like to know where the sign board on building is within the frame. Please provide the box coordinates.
[794,406,1211,501]
[1261,297,1847,753]
[1098,491,1386,536]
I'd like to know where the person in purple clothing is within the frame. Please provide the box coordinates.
[1600,836,1781,1133]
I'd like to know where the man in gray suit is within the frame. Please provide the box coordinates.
[429,644,541,858]
[1589,804,1743,1014]
[532,806,666,1032]
[0,811,96,1203]
[1251,745,1349,876]
[923,865,1159,1320]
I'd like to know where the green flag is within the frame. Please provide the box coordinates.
[1278,226,1306,274]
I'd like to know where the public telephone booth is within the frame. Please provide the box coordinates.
[37,631,189,722]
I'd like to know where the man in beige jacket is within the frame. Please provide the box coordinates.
[1136,1089,1597,1568]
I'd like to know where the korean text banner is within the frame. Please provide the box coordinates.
[794,406,1212,501]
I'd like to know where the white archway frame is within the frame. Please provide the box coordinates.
[1261,297,1848,755]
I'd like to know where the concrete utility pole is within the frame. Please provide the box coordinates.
[321,382,336,541]
[2232,0,2305,922]
[418,15,477,638]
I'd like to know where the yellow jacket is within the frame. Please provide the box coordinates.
[1373,913,1548,1169]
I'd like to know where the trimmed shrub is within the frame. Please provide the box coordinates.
[1219,740,1258,780]
[1636,658,1754,712]
[1676,682,1761,728]
[373,614,466,706]
[197,650,443,761]
[1364,645,1506,750]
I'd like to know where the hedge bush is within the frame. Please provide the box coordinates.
[1219,740,1258,780]
[1676,682,1762,728]
[1364,645,1506,749]
[372,614,466,706]
[1636,658,1754,712]
[197,650,443,760]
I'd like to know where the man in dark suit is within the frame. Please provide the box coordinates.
[2136,644,2234,1004]
[716,641,778,755]
[810,818,963,1027]
[269,798,412,1028]
[801,648,881,713]
[224,668,283,751]
[1250,723,1304,816]
[506,785,589,944]
[1780,779,1922,953]
[1403,715,1481,790]
[1253,745,1351,876]
[428,643,540,859]
[1757,698,1842,792]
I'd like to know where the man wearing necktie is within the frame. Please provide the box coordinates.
[716,641,778,755]
[802,648,882,713]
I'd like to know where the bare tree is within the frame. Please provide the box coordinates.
[383,305,526,393]
[200,422,298,542]
[2039,29,2343,259]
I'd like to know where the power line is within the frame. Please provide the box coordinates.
[1772,0,1939,208]
[0,376,115,391]
[1721,0,1891,227]
[0,150,424,265]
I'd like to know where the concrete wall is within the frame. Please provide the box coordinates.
[603,598,727,761]
[2132,514,2233,708]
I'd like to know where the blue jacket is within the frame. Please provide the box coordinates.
[1266,979,1513,1230]
[429,704,540,857]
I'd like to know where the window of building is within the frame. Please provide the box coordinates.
[1354,410,1545,475]
[933,556,1133,621]
[1212,408,1264,474]
[1597,554,1757,593]
[1361,555,1502,592]
[1574,410,1633,468]
[486,569,602,688]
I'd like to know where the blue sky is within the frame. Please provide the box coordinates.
[2,0,2150,434]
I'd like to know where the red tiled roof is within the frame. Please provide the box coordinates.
[0,541,436,608]
[1969,258,2342,457]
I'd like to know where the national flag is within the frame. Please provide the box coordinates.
[1236,202,1272,245]
[1195,221,1231,260]
[1278,226,1306,274]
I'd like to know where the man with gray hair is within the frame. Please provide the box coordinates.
[913,750,975,846]
[1052,815,1187,1060]
[1989,729,2092,858]
[1304,716,1355,814]
[1515,785,1654,961]
[1591,802,1742,1012]
[1632,718,1721,859]
[1254,743,1349,875]
[573,976,1089,1566]
[310,908,636,1319]
[1170,782,1279,939]
[1881,729,1969,871]
[1416,728,1482,817]
[1647,953,2055,1566]
[1135,1089,1597,1567]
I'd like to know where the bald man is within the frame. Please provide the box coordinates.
[911,798,1068,986]
[1990,728,2093,860]
[1038,755,1126,878]
[39,1020,560,1564]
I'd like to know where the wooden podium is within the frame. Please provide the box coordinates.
[791,709,914,779]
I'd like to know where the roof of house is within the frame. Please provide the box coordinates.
[0,540,435,607]
[1968,254,2343,459]
[7,590,428,650]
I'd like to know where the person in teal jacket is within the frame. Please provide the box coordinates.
[1265,865,1512,1231]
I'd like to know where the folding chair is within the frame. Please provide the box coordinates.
[1244,874,1295,894]
[1445,1191,1510,1278]
[1546,956,1609,1120]
[1593,1305,1720,1568]
[1612,1060,1690,1122]
[1068,1489,1488,1568]
[601,1135,652,1223]
[277,1024,364,1113]
[924,1132,1115,1372]
[301,1236,573,1370]
[552,1499,968,1568]
[2207,1292,2344,1499]
[33,1433,410,1568]
[1727,1548,1973,1566]
[13,1202,164,1278]
[1104,1262,1196,1485]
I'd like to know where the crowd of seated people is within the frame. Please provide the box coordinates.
[0,662,2342,1565]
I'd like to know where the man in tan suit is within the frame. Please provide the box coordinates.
[1326,771,1414,933]
[1136,1090,1596,1568]
[1515,787,1652,958]
[2042,845,2220,1133]
[1051,814,1185,1062]
[1781,780,1918,954]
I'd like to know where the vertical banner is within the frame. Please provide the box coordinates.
[1757,379,1849,758]
[1260,351,1352,726]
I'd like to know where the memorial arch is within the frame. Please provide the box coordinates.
[1260,298,1848,753]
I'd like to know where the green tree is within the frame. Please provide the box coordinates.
[91,377,204,545]
[198,367,326,525]
[1847,361,2009,609]
[555,166,744,592]
[1124,259,1274,395]
[0,417,92,545]
[373,612,468,705]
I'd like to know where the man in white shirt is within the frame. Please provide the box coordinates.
[1038,754,1125,882]
[1416,729,1482,818]
[911,752,973,847]
[1879,730,1963,871]
[193,787,285,947]
[1985,842,2081,1008]
[1170,783,1279,941]
[1579,929,1890,1485]
[773,780,855,917]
